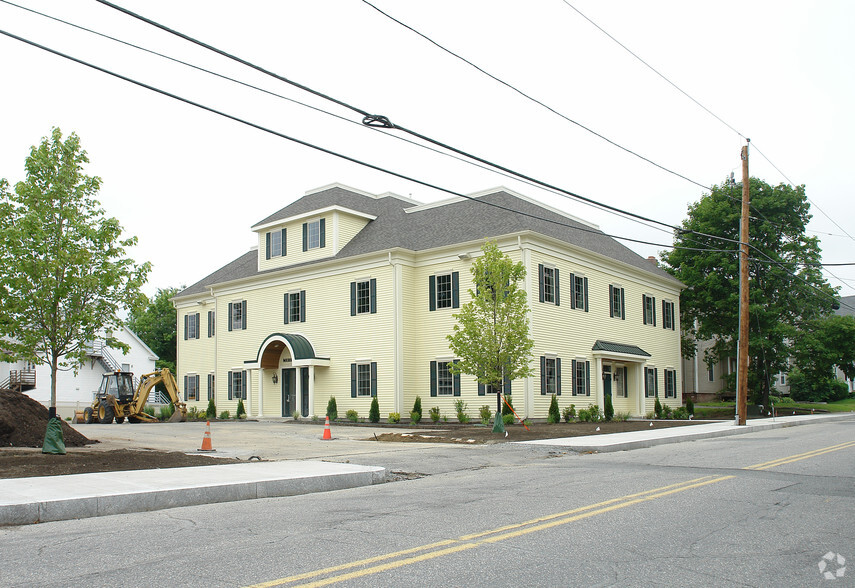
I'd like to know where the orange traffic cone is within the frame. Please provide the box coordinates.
[198,420,215,452]
[322,416,332,440]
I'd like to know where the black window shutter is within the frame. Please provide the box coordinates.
[228,303,233,331]
[195,313,200,339]
[655,368,659,395]
[609,285,614,317]
[266,232,271,260]
[554,268,560,306]
[452,272,459,308]
[583,278,589,312]
[643,295,648,324]
[429,275,436,311]
[620,288,626,320]
[228,371,233,400]
[351,364,357,398]
[453,360,460,396]
[184,314,189,340]
[283,293,289,324]
[350,282,356,316]
[430,361,437,397]
[242,371,247,400]
[241,300,247,330]
[370,278,377,313]
[370,362,377,397]
[540,356,546,395]
[300,290,306,322]
[207,311,212,338]
[556,357,562,395]
[281,228,287,256]
[653,298,657,326]
[569,273,576,309]
[538,264,545,303]
[319,218,326,248]
[585,361,591,396]
[478,382,485,396]
[302,222,308,252]
[571,359,577,395]
[662,300,667,329]
[184,375,188,401]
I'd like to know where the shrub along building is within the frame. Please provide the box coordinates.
[173,184,684,420]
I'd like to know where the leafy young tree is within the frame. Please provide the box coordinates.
[447,241,534,433]
[0,128,150,417]
[127,286,180,373]
[661,178,836,406]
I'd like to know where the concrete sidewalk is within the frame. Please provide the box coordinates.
[0,460,384,526]
[0,412,850,527]
[517,412,854,452]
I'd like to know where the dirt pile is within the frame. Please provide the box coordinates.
[0,389,93,447]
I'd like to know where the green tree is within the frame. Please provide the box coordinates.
[0,128,150,419]
[662,178,835,407]
[369,396,380,423]
[127,286,180,373]
[789,314,855,401]
[447,241,534,433]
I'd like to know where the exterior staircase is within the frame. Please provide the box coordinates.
[0,370,36,393]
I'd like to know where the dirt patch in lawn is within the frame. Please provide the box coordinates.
[368,419,704,444]
[0,448,240,479]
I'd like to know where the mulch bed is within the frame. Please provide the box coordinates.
[366,419,703,444]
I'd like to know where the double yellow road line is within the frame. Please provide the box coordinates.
[247,440,854,588]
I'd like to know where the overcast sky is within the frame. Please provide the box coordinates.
[1,0,853,299]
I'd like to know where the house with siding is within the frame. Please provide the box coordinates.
[173,184,684,420]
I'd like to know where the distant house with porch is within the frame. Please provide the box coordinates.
[173,184,684,420]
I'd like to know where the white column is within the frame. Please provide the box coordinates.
[308,366,315,418]
[257,369,264,417]
[594,357,604,411]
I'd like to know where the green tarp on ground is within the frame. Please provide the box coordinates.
[42,417,66,455]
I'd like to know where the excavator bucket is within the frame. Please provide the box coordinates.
[168,408,187,423]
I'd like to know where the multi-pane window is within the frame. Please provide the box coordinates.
[664,369,677,398]
[229,370,246,400]
[356,363,372,397]
[270,230,282,257]
[571,274,588,311]
[662,300,675,330]
[306,220,321,250]
[350,279,377,316]
[643,294,656,326]
[614,366,627,398]
[609,285,625,319]
[436,274,453,309]
[229,301,246,331]
[207,373,215,401]
[708,365,715,382]
[644,367,658,398]
[284,291,306,324]
[573,359,590,396]
[185,374,199,401]
[437,361,454,396]
[539,264,558,304]
[185,312,200,339]
[541,356,560,395]
[207,310,215,338]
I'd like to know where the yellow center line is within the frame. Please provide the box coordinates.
[247,439,855,588]
[244,475,731,588]
[744,440,855,470]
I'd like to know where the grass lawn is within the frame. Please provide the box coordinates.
[696,397,855,416]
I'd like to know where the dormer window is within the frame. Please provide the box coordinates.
[303,218,326,251]
[266,228,286,259]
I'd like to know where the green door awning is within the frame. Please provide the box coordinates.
[591,340,651,357]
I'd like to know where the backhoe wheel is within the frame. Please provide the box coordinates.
[99,404,115,424]
[128,416,140,423]
[84,407,96,424]
[115,417,125,424]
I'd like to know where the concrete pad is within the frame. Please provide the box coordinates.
[0,460,385,526]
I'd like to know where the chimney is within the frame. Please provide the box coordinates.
[647,256,658,267]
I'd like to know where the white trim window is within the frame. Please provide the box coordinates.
[662,300,675,331]
[642,294,656,326]
[436,361,454,396]
[356,363,372,397]
[664,368,677,398]
[538,264,559,305]
[609,285,625,319]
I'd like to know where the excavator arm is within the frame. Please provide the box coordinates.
[132,368,187,422]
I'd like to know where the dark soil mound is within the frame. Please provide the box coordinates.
[0,389,93,447]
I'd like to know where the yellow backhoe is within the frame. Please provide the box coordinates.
[80,368,187,424]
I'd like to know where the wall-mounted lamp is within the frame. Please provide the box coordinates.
[272,373,279,384]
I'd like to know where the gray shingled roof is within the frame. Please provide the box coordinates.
[176,186,682,299]
[835,295,855,317]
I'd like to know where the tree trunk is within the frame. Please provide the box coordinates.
[49,353,58,420]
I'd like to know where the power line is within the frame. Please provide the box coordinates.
[0,27,737,258]
[93,0,702,236]
[358,0,711,192]
[0,0,690,238]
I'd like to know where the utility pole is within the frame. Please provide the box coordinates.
[736,140,750,425]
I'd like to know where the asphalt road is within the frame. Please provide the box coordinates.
[2,418,853,587]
